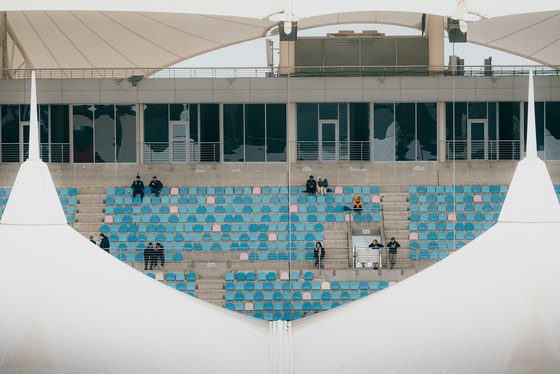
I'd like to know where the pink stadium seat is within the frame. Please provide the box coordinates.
[280,272,289,280]
[170,188,179,195]
[321,282,331,290]
[206,196,215,204]
[245,302,254,311]
[104,216,113,223]
[268,233,277,241]
[170,206,178,214]
[155,273,164,281]
[474,195,482,202]
[212,224,221,232]
[345,214,353,221]
[290,205,298,213]
[240,253,249,261]
[302,292,312,300]
[334,186,343,194]
[372,195,381,203]
[448,213,456,221]
[253,187,261,194]
[409,232,418,240]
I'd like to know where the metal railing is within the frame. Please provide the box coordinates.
[294,141,370,162]
[0,143,71,163]
[141,142,220,163]
[445,140,522,161]
[1,65,558,80]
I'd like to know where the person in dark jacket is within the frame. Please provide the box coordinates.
[386,237,401,269]
[306,175,317,195]
[131,175,144,200]
[144,243,154,270]
[367,239,384,269]
[148,176,163,197]
[99,234,110,253]
[89,235,96,245]
[314,241,325,268]
[150,243,165,269]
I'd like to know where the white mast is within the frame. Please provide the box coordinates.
[525,70,537,159]
[28,71,40,161]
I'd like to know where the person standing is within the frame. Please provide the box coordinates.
[99,234,110,253]
[144,243,154,270]
[364,239,383,268]
[314,241,325,268]
[149,176,163,197]
[131,175,145,200]
[386,237,401,269]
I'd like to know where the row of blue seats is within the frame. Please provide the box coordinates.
[246,311,336,321]
[226,290,376,302]
[409,185,508,194]
[411,251,450,260]
[226,281,385,291]
[102,223,324,233]
[227,271,313,281]
[411,203,502,213]
[227,298,364,312]
[117,252,316,261]
[415,231,483,241]
[114,242,316,251]
[107,213,376,224]
[411,212,500,222]
[0,188,77,197]
[165,283,196,292]
[410,195,505,203]
[107,195,379,206]
[107,203,381,215]
[410,221,495,231]
[108,186,381,196]
[410,242,466,250]
[109,233,321,243]
[163,272,196,281]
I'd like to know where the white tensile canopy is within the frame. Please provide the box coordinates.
[1,1,559,70]
[0,73,270,374]
[290,72,560,373]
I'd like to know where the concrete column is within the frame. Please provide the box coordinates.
[137,103,144,164]
[0,12,7,78]
[288,102,297,162]
[427,15,445,74]
[279,41,295,76]
[438,102,446,162]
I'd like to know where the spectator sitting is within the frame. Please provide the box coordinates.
[144,243,154,270]
[131,175,145,200]
[317,176,328,196]
[305,175,317,195]
[153,243,165,270]
[149,176,163,197]
[353,195,362,212]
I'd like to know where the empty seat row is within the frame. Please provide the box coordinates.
[227,271,314,282]
[410,231,484,241]
[409,221,495,231]
[101,222,324,233]
[409,185,508,194]
[410,241,464,250]
[411,212,500,222]
[410,194,505,203]
[411,203,502,212]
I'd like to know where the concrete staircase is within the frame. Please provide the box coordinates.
[379,185,412,268]
[72,186,106,240]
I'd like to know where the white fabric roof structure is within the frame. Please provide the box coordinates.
[290,71,560,373]
[1,1,559,70]
[0,73,270,374]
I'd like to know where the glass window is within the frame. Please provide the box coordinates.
[297,103,318,160]
[245,104,266,162]
[144,104,169,162]
[349,103,370,161]
[116,105,137,163]
[545,102,560,160]
[395,103,416,161]
[339,103,348,142]
[498,102,520,160]
[417,103,437,161]
[523,102,544,159]
[199,104,220,162]
[1,105,19,162]
[468,103,487,119]
[373,103,394,161]
[446,102,467,140]
[94,105,115,163]
[73,105,94,163]
[319,103,338,120]
[223,104,244,162]
[488,103,497,140]
[189,105,199,143]
[50,105,70,163]
[266,104,286,162]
